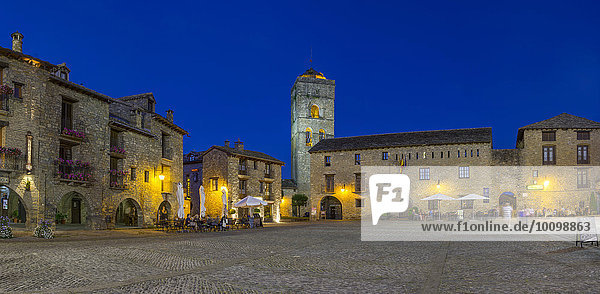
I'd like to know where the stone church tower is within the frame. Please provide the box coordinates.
[291,68,335,197]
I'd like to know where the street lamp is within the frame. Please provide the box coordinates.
[436,180,441,189]
[158,174,165,181]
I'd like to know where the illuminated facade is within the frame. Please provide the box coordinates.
[201,140,283,222]
[0,32,187,229]
[286,68,335,212]
[308,114,600,220]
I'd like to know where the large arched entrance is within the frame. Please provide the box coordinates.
[157,200,171,223]
[116,198,142,227]
[499,192,516,210]
[320,196,342,220]
[59,192,87,224]
[0,186,26,223]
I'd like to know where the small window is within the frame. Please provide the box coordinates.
[130,167,136,181]
[457,150,460,158]
[144,171,149,182]
[13,82,22,98]
[577,145,589,164]
[483,188,490,203]
[542,146,556,165]
[211,178,219,191]
[464,150,467,157]
[533,170,538,178]
[319,129,325,141]
[355,154,361,165]
[441,151,443,159]
[354,173,362,192]
[477,149,480,157]
[577,169,589,188]
[577,131,590,140]
[382,152,388,160]
[193,173,198,182]
[459,166,470,178]
[310,105,320,118]
[542,131,556,141]
[324,156,331,166]
[325,174,335,192]
[416,152,419,160]
[239,180,247,195]
[305,128,312,146]
[419,168,430,180]
[471,150,473,157]
[431,152,434,159]
[355,198,364,208]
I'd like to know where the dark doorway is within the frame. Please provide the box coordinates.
[157,201,171,222]
[71,198,81,224]
[116,198,140,226]
[320,196,342,220]
[499,192,516,210]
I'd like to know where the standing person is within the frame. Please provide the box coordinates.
[502,203,513,220]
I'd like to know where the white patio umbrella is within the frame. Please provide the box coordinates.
[455,194,487,219]
[234,196,268,207]
[221,189,228,217]
[176,182,185,219]
[199,185,206,217]
[421,193,455,220]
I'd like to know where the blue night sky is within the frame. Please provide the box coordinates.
[1,1,598,178]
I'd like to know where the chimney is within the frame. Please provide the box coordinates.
[11,32,23,53]
[166,110,174,122]
[234,139,244,150]
[224,140,230,147]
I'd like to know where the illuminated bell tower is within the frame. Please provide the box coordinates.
[291,68,335,196]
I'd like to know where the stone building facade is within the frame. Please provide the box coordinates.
[0,32,187,229]
[308,128,493,220]
[202,140,283,222]
[308,114,600,220]
[183,150,204,216]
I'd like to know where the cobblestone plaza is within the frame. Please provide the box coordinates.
[2,222,600,293]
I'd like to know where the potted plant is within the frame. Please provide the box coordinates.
[11,210,19,223]
[55,212,67,224]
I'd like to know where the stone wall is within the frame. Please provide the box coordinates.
[519,129,600,166]
[309,143,492,220]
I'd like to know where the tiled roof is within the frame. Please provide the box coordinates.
[118,93,155,101]
[519,113,600,130]
[309,128,492,153]
[209,146,285,165]
[516,113,600,145]
[282,179,297,189]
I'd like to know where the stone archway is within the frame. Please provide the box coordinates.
[320,196,342,220]
[116,198,142,227]
[499,192,516,210]
[0,186,27,224]
[157,200,171,223]
[59,192,88,224]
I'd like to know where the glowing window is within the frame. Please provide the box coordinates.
[305,128,312,146]
[319,129,325,141]
[311,105,320,118]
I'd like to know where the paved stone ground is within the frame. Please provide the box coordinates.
[2,221,600,293]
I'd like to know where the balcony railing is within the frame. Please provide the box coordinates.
[109,171,128,189]
[0,94,9,111]
[0,152,24,171]
[55,159,93,182]
[110,145,127,158]
[162,147,173,160]
[264,172,273,179]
